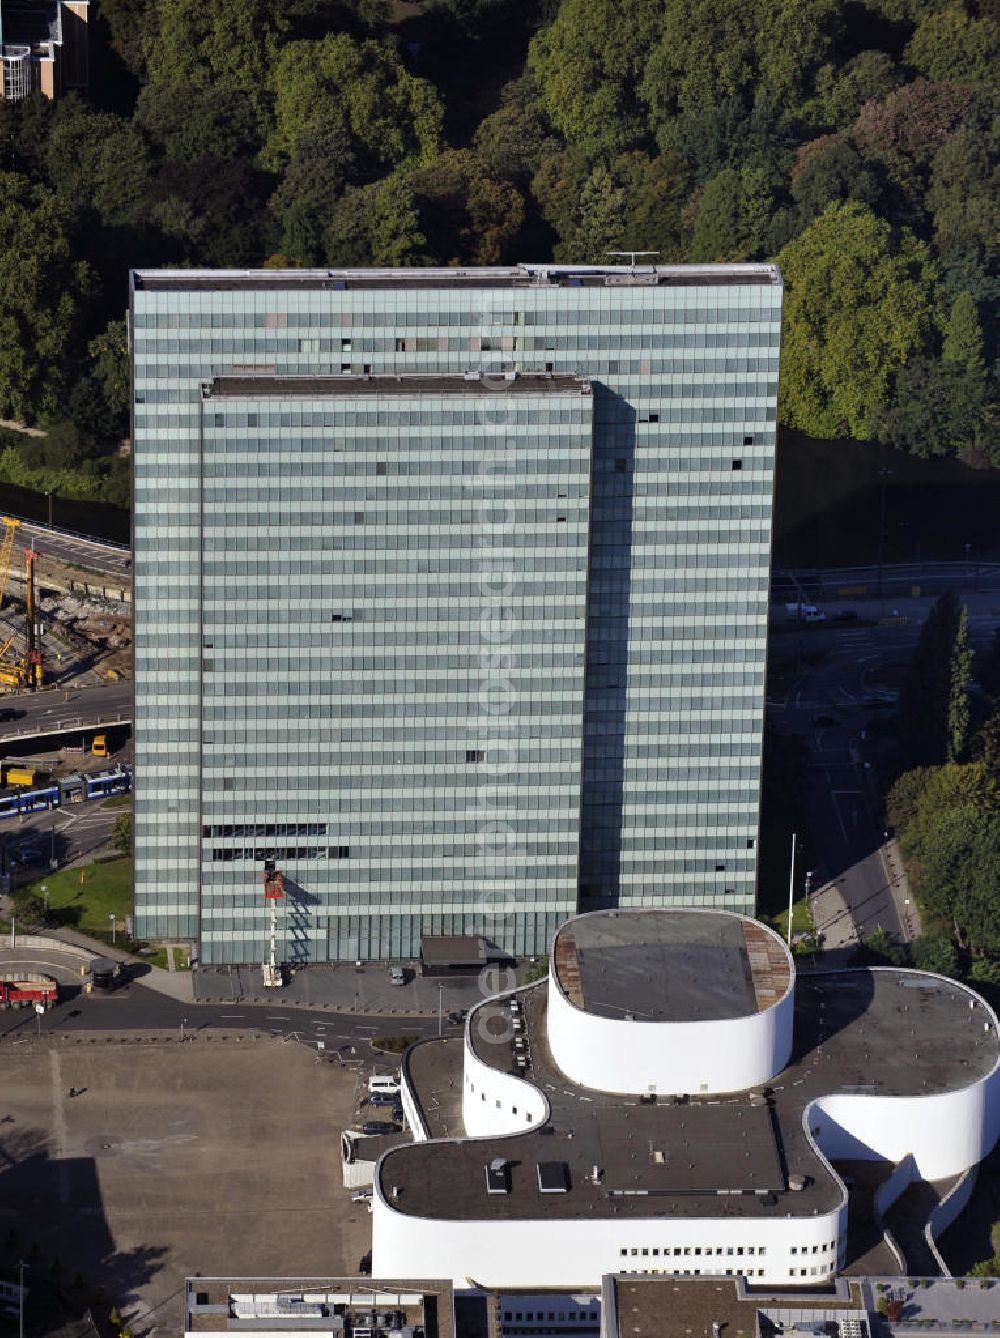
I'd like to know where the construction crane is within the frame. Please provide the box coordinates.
[0,524,43,690]
[24,548,42,689]
[261,859,286,988]
[0,519,19,610]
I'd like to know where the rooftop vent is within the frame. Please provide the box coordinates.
[788,1174,807,1192]
[537,1161,570,1194]
[485,1158,510,1196]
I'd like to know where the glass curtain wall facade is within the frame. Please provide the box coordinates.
[131,265,782,961]
[198,374,592,962]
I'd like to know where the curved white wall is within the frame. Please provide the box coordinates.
[806,967,1000,1182]
[546,964,794,1096]
[462,1008,548,1137]
[809,1076,1000,1181]
[371,1193,845,1289]
[399,1048,430,1142]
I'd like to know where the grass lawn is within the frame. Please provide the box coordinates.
[17,857,131,941]
[172,944,191,971]
[143,945,169,970]
[100,794,132,810]
[769,896,816,949]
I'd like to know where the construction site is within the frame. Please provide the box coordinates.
[0,514,132,694]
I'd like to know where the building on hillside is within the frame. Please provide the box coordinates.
[0,0,88,100]
[372,907,1000,1289]
[130,264,782,962]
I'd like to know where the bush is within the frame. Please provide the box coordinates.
[910,933,959,978]
[371,1034,419,1054]
[523,955,549,983]
[970,959,1000,987]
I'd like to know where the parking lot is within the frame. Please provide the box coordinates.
[0,1035,376,1335]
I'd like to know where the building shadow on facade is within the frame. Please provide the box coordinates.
[579,388,636,911]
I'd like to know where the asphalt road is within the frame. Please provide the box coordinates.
[0,681,132,745]
[18,519,132,578]
[767,587,1000,945]
[3,799,122,875]
[0,979,451,1051]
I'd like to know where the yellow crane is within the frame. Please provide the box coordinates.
[0,517,20,611]
[0,517,43,690]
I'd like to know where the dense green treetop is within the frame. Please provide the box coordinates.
[527,0,663,155]
[906,6,1000,88]
[777,202,936,438]
[927,117,1000,258]
[408,149,525,265]
[473,76,561,185]
[143,0,283,128]
[265,34,444,173]
[0,0,994,455]
[0,173,94,424]
[324,175,430,267]
[46,97,151,228]
[810,50,903,130]
[136,84,262,162]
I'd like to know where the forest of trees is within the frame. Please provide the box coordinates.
[0,0,996,493]
[881,593,1000,972]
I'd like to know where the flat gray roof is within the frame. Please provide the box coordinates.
[378,967,999,1223]
[205,373,591,399]
[184,1277,453,1337]
[133,262,781,292]
[605,1277,866,1338]
[553,910,792,1022]
[560,911,756,1022]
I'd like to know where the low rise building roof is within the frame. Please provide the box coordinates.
[378,967,998,1223]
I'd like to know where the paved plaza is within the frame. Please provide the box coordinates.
[0,1035,375,1335]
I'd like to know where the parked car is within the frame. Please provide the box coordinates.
[388,965,407,986]
[351,1189,373,1204]
[368,1074,400,1095]
[368,1091,399,1107]
[447,1009,468,1026]
[361,1119,400,1136]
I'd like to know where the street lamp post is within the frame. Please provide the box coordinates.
[34,1001,44,1039]
[108,913,116,946]
[180,1017,187,1041]
[438,982,444,1038]
[41,884,48,920]
[876,468,893,612]
[44,491,53,528]
[18,1259,26,1338]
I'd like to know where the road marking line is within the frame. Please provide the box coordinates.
[50,1050,70,1205]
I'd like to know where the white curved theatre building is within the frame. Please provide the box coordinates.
[371,908,1000,1289]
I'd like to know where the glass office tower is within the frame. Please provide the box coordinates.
[131,264,782,962]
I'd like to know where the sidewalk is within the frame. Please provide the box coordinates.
[46,926,195,1002]
[194,960,518,1015]
[810,877,858,950]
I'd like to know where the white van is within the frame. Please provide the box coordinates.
[785,602,826,623]
[368,1073,401,1096]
